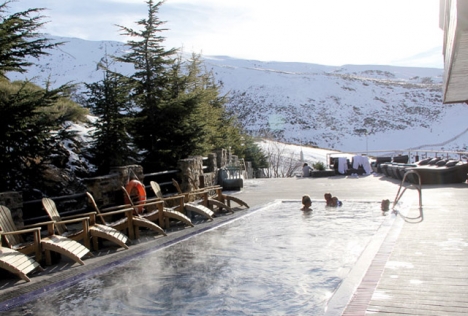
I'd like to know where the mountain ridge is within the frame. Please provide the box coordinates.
[7,36,468,154]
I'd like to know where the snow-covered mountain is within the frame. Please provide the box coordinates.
[8,36,468,154]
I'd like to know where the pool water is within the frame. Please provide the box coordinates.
[8,200,390,315]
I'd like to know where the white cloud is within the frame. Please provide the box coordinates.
[5,0,444,67]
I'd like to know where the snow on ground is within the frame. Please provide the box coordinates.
[256,139,341,166]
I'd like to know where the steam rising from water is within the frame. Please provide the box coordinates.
[9,201,387,315]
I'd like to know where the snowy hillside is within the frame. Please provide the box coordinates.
[8,36,468,154]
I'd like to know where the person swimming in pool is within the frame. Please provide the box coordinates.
[301,194,313,211]
[324,193,342,207]
[381,199,390,215]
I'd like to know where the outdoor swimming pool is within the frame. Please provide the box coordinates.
[6,200,395,315]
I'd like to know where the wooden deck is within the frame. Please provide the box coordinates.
[344,204,468,315]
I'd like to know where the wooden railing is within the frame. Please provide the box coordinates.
[22,169,181,226]
[20,153,251,225]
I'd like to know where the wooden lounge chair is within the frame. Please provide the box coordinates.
[0,246,44,282]
[42,198,129,251]
[86,192,167,239]
[149,181,213,221]
[187,175,250,209]
[172,178,229,213]
[173,178,249,212]
[122,185,195,228]
[208,187,250,210]
[0,205,92,266]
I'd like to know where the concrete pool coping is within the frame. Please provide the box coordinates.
[1,175,468,314]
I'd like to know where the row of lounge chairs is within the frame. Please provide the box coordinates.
[0,180,249,282]
[377,156,468,185]
[370,155,409,174]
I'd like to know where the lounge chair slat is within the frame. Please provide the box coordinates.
[183,204,214,220]
[0,246,43,282]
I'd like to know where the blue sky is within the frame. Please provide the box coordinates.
[7,0,444,68]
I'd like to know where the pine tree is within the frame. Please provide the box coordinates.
[0,80,73,191]
[85,66,136,175]
[182,53,226,155]
[114,0,264,171]
[0,1,61,77]
[243,136,269,170]
[173,54,269,171]
[155,53,221,163]
[150,54,205,167]
[0,2,75,192]
[114,0,178,170]
[147,52,232,168]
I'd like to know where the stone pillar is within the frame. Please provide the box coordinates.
[83,174,121,206]
[246,161,253,179]
[215,149,228,168]
[177,156,203,192]
[207,153,217,172]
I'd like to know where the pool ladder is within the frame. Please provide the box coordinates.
[392,170,423,222]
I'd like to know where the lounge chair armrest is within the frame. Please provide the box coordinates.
[96,207,134,217]
[22,220,55,229]
[145,197,162,202]
[77,211,97,225]
[100,204,133,212]
[59,211,96,220]
[162,192,183,198]
[186,189,209,195]
[160,195,184,202]
[192,186,221,193]
[156,195,184,210]
[134,200,164,207]
[0,226,42,235]
[1,227,42,250]
[58,211,97,226]
[23,220,55,235]
[135,200,164,213]
[55,217,89,226]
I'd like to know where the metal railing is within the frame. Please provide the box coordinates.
[392,170,423,223]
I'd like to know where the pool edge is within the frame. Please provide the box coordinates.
[324,203,407,315]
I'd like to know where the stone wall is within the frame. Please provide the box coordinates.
[82,156,222,207]
[110,165,144,184]
[83,165,144,206]
[0,150,242,225]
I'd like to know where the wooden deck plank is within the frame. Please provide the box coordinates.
[343,202,468,315]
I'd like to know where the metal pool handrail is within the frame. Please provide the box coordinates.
[392,170,423,223]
